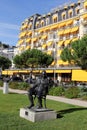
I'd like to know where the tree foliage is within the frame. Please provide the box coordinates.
[0,56,11,70]
[13,49,53,68]
[60,35,87,69]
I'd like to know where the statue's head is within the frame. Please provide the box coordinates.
[41,70,47,78]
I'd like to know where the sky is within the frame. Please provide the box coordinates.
[0,0,77,46]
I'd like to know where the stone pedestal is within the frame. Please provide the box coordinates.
[20,107,57,122]
[3,82,9,94]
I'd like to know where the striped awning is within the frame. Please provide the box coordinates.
[84,1,87,7]
[58,40,64,46]
[25,46,30,50]
[72,37,79,42]
[32,38,37,42]
[19,32,26,38]
[51,61,55,66]
[64,39,71,46]
[47,50,52,55]
[58,30,64,35]
[71,26,79,33]
[59,22,66,28]
[26,38,31,43]
[82,13,87,19]
[47,41,52,46]
[41,35,47,39]
[66,20,73,25]
[64,28,71,34]
[27,31,32,36]
[42,44,47,49]
[18,39,24,44]
[51,25,58,30]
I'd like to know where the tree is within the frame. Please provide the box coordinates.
[0,56,11,70]
[13,55,23,68]
[60,35,87,69]
[13,49,54,68]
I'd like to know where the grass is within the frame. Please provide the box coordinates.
[0,90,87,130]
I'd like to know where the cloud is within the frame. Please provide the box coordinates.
[0,22,20,30]
[0,32,18,38]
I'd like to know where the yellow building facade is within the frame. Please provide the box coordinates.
[14,0,87,82]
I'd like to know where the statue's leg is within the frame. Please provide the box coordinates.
[28,89,34,108]
[37,96,43,108]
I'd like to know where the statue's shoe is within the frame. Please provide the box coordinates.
[27,104,34,109]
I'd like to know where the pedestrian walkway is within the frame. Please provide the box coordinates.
[0,87,87,107]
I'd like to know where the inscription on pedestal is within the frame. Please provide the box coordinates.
[25,111,28,116]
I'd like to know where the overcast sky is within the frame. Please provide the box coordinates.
[0,0,77,46]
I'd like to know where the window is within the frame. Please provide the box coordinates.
[68,10,73,18]
[52,15,58,23]
[62,12,66,20]
[62,14,66,20]
[75,8,80,15]
[41,20,44,27]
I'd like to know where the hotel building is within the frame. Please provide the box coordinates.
[16,0,87,82]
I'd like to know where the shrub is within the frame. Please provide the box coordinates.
[0,80,3,87]
[9,81,20,89]
[48,87,55,95]
[9,81,30,90]
[18,82,30,90]
[49,86,65,96]
[81,95,87,100]
[65,87,80,98]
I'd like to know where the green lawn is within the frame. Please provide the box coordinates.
[0,90,87,130]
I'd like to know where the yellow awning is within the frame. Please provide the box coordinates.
[19,32,26,38]
[25,46,30,50]
[42,44,47,49]
[64,28,71,34]
[57,50,62,55]
[39,29,44,33]
[84,1,87,7]
[2,71,8,75]
[55,69,71,73]
[66,20,73,25]
[71,26,79,33]
[72,70,87,81]
[32,38,37,42]
[72,37,79,42]
[51,61,55,66]
[19,46,24,51]
[82,13,87,19]
[47,41,52,46]
[58,40,64,46]
[41,35,47,39]
[22,24,28,29]
[46,70,54,73]
[18,40,23,44]
[27,31,32,36]
[57,60,69,65]
[59,22,66,28]
[51,25,58,30]
[26,38,31,43]
[58,30,64,35]
[64,39,71,46]
[20,24,28,30]
[47,50,52,55]
[44,27,50,31]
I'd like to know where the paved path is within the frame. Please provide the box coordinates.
[0,87,87,107]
